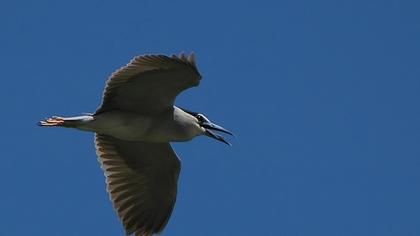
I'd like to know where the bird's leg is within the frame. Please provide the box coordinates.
[39,117,65,126]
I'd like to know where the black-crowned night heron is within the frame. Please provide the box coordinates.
[39,53,233,236]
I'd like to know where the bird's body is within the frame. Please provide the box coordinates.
[67,106,204,142]
[39,53,232,236]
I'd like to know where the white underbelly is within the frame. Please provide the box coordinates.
[84,111,152,141]
[82,110,202,142]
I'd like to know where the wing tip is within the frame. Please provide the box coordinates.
[173,51,197,68]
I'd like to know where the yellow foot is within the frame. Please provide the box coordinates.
[39,117,65,126]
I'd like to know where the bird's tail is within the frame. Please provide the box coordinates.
[38,115,93,128]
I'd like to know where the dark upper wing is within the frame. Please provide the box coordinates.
[94,134,181,236]
[96,53,201,115]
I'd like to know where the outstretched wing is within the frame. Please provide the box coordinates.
[96,53,201,115]
[94,134,181,236]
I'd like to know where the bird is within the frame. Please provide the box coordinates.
[39,52,233,236]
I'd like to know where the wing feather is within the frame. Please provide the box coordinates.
[96,53,201,115]
[95,134,181,236]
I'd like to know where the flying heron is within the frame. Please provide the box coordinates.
[39,53,233,236]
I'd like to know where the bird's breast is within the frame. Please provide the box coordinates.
[87,110,202,142]
[147,119,203,142]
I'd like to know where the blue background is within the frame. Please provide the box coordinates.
[1,0,419,235]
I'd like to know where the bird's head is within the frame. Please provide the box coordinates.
[195,113,234,146]
[180,108,234,145]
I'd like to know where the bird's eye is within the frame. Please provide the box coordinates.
[196,114,203,121]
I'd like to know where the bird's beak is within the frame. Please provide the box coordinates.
[202,122,234,146]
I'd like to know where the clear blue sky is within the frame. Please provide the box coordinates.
[1,0,419,235]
